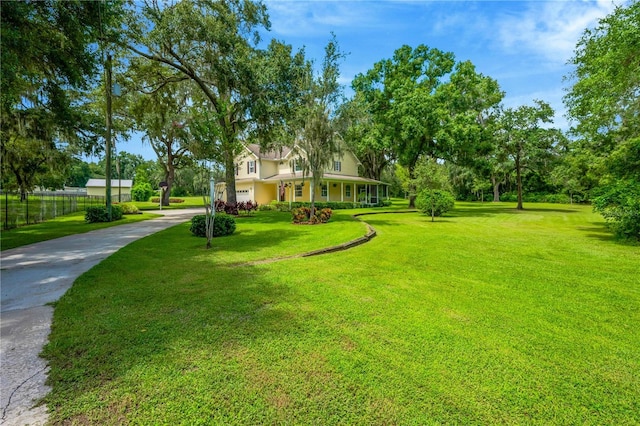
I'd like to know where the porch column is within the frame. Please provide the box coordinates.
[326,183,329,202]
[341,182,344,202]
[293,182,296,202]
[275,184,279,202]
[376,185,379,203]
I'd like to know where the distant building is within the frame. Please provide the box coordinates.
[85,179,133,200]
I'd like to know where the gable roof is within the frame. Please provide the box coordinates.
[85,179,133,188]
[245,144,292,161]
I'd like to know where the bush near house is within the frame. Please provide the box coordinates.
[85,205,123,223]
[214,200,259,216]
[190,214,236,238]
[291,207,333,224]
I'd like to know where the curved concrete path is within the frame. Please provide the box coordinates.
[0,208,203,426]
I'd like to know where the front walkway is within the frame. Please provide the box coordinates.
[0,208,202,426]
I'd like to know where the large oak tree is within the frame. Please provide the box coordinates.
[123,0,307,204]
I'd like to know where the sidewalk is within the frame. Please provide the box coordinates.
[0,209,202,426]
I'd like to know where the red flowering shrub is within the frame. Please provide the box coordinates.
[291,207,332,224]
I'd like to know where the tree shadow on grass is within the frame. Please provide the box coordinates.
[42,259,312,423]
[576,221,616,242]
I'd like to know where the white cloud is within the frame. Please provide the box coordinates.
[497,0,618,65]
[264,1,382,37]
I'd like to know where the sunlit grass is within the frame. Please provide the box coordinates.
[43,202,640,424]
[132,196,206,210]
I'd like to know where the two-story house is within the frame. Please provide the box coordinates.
[218,143,388,205]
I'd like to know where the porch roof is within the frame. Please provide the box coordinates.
[261,172,388,185]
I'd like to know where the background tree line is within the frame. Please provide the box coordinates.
[1,0,637,239]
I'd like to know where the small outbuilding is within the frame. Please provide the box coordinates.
[85,179,133,200]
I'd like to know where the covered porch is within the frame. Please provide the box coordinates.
[266,173,389,205]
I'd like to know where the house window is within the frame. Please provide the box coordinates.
[294,160,302,172]
[247,161,256,174]
[334,161,341,172]
[321,184,328,197]
[345,185,351,197]
[295,184,302,197]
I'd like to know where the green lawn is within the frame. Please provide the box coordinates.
[132,196,206,210]
[42,203,640,424]
[0,211,160,251]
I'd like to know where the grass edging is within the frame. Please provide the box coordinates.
[241,210,417,266]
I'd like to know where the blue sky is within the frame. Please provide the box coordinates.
[115,0,620,161]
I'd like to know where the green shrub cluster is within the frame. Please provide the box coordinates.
[171,186,189,197]
[131,183,154,202]
[85,205,123,223]
[118,203,140,215]
[258,204,276,211]
[291,207,333,224]
[190,214,236,238]
[593,181,640,241]
[416,190,455,217]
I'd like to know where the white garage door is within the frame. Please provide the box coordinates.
[236,189,251,202]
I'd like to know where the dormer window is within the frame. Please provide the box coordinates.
[334,161,341,172]
[247,161,256,174]
[294,160,302,172]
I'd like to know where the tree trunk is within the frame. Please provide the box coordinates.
[407,166,417,208]
[162,166,174,206]
[492,176,500,202]
[225,151,237,205]
[310,177,316,219]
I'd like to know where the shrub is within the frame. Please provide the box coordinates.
[593,181,640,241]
[375,199,393,207]
[291,207,333,224]
[258,204,276,211]
[150,198,185,204]
[415,190,455,218]
[291,207,311,223]
[237,201,259,215]
[190,214,236,238]
[85,205,123,223]
[131,182,154,202]
[213,200,259,216]
[119,203,140,215]
[171,186,189,197]
[273,201,359,212]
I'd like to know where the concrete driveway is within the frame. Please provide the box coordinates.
[0,208,203,426]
